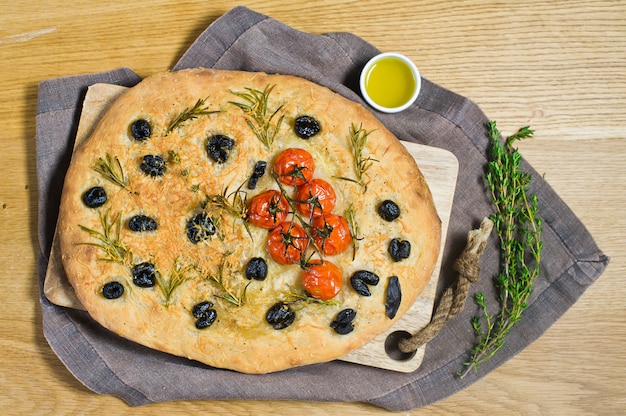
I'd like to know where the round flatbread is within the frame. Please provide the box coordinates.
[58,68,441,373]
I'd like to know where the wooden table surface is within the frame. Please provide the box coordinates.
[2,1,625,414]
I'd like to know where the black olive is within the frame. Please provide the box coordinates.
[82,186,107,208]
[252,160,267,178]
[128,215,158,232]
[351,277,371,297]
[245,257,268,281]
[388,238,411,262]
[132,262,156,287]
[140,155,166,176]
[247,176,259,190]
[350,270,380,296]
[102,281,124,299]
[331,321,355,335]
[130,119,151,141]
[385,276,402,319]
[354,270,380,285]
[186,212,216,244]
[247,160,267,190]
[294,116,321,139]
[206,135,235,163]
[266,302,296,330]
[192,301,215,319]
[336,308,356,324]
[192,301,218,329]
[195,309,218,329]
[330,308,356,335]
[378,200,401,222]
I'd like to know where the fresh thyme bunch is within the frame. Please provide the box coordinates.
[459,121,543,377]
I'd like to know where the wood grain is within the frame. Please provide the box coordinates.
[1,0,625,414]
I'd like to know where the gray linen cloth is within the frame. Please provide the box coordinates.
[35,6,608,411]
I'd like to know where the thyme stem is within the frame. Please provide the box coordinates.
[459,121,543,377]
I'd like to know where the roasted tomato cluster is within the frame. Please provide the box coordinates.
[246,148,352,301]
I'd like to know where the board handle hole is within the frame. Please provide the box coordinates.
[384,330,417,361]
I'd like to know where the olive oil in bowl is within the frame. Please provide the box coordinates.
[360,53,421,113]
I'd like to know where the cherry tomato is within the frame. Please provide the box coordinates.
[301,260,343,300]
[273,148,315,187]
[247,190,290,229]
[267,222,307,265]
[295,178,337,219]
[312,214,352,256]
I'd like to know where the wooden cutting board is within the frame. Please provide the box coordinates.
[44,83,458,373]
[342,139,458,372]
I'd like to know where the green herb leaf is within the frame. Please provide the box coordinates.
[335,123,378,192]
[156,258,194,307]
[283,285,340,309]
[344,203,362,261]
[167,96,219,133]
[229,85,284,149]
[459,121,543,378]
[92,154,129,189]
[204,183,253,241]
[204,251,247,307]
[77,209,132,265]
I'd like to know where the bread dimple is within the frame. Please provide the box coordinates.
[58,68,441,374]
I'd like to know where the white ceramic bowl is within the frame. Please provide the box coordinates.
[359,52,421,113]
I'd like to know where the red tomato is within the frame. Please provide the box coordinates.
[267,222,307,265]
[301,260,343,300]
[247,190,290,229]
[273,148,315,187]
[312,214,352,256]
[295,178,337,219]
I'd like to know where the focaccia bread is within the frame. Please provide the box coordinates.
[57,68,441,373]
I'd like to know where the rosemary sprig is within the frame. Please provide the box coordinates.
[335,123,378,192]
[167,96,219,133]
[156,258,194,307]
[205,251,249,306]
[229,84,285,149]
[205,185,251,239]
[78,209,132,265]
[92,153,129,189]
[283,285,340,309]
[459,121,543,377]
[344,204,361,261]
